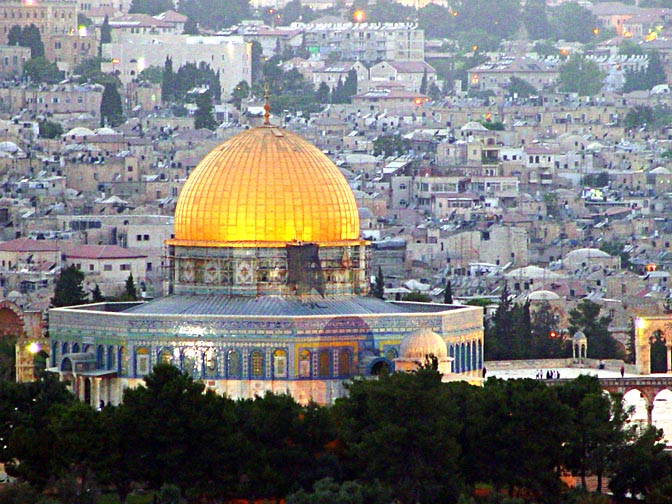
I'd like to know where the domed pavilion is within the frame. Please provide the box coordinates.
[49,115,484,406]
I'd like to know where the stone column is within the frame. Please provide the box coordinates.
[93,378,101,409]
[647,401,654,426]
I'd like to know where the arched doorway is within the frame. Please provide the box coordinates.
[650,330,668,373]
[370,358,391,376]
[84,378,92,405]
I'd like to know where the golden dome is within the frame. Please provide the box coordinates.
[169,126,362,247]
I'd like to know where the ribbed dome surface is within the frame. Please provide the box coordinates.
[170,126,361,247]
[399,327,448,359]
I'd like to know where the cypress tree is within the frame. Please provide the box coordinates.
[161,56,174,103]
[100,83,123,127]
[373,266,385,299]
[101,15,112,44]
[443,280,453,304]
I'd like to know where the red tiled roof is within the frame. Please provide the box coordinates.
[63,244,146,260]
[0,238,59,252]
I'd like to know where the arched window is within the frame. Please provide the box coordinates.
[478,340,483,368]
[118,346,127,375]
[72,342,80,353]
[339,349,352,377]
[472,340,478,370]
[298,349,311,378]
[52,341,58,366]
[460,343,466,372]
[449,345,455,373]
[318,350,330,378]
[96,345,104,368]
[466,342,472,371]
[135,347,150,376]
[61,342,69,356]
[204,348,217,378]
[227,349,241,378]
[273,349,287,378]
[250,350,264,379]
[159,348,173,364]
[107,345,115,370]
[182,349,199,379]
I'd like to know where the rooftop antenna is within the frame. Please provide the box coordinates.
[264,83,271,125]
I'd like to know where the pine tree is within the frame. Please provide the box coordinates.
[100,83,123,126]
[91,284,105,302]
[194,91,217,130]
[52,265,89,307]
[22,24,44,58]
[443,279,453,304]
[123,273,138,301]
[420,68,428,95]
[373,266,385,299]
[183,17,199,35]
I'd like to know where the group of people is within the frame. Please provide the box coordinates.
[536,369,561,380]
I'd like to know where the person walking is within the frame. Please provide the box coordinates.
[620,365,625,378]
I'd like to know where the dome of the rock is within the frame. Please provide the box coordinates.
[169,125,361,247]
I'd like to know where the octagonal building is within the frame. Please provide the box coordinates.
[49,122,484,406]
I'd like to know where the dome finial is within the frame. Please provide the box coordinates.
[263,83,271,125]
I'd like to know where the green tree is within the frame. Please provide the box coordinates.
[120,364,240,497]
[73,57,119,86]
[420,69,428,95]
[558,376,630,492]
[530,301,568,358]
[599,239,632,270]
[522,0,553,40]
[624,104,654,130]
[138,65,163,84]
[558,56,604,96]
[609,425,672,501]
[161,56,174,103]
[3,375,73,488]
[49,402,102,503]
[52,265,88,307]
[372,134,412,157]
[182,17,199,35]
[178,0,249,31]
[507,76,538,98]
[287,478,364,504]
[21,24,44,58]
[7,25,21,47]
[372,266,384,299]
[417,4,454,39]
[194,91,217,130]
[100,83,123,127]
[38,120,63,139]
[316,81,330,104]
[401,292,432,302]
[90,284,105,302]
[335,366,464,503]
[549,2,599,43]
[100,15,112,44]
[23,57,61,84]
[121,273,138,301]
[443,280,453,304]
[623,51,667,92]
[129,0,173,15]
[568,300,623,359]
[462,379,572,500]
